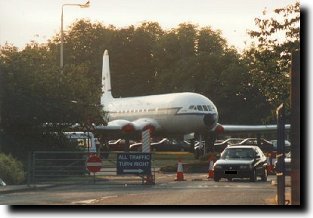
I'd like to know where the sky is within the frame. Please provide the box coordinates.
[0,0,299,52]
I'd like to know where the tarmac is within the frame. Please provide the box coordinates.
[0,177,292,205]
[0,184,56,195]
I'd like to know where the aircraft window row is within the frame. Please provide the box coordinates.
[115,108,158,113]
[188,105,213,111]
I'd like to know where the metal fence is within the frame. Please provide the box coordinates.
[27,151,199,186]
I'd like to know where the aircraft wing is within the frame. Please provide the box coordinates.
[217,124,291,134]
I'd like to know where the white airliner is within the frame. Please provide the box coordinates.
[97,50,219,137]
[94,50,290,150]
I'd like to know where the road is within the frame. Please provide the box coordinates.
[0,174,287,205]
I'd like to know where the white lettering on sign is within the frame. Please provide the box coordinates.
[134,162,149,167]
[119,154,129,160]
[119,162,133,167]
[129,154,150,161]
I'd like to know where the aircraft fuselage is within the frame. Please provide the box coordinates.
[105,92,218,135]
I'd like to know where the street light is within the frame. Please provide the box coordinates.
[60,1,90,74]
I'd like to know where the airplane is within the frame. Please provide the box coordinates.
[92,50,290,154]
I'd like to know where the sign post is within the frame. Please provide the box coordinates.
[276,104,285,205]
[86,155,102,184]
[142,129,151,153]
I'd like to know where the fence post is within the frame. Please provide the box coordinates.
[32,152,36,185]
[27,152,32,187]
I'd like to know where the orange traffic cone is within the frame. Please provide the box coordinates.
[208,159,214,179]
[175,160,185,181]
[266,153,273,174]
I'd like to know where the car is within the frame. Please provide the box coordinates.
[194,138,244,159]
[0,178,6,186]
[129,138,191,152]
[213,145,268,182]
[108,139,136,151]
[270,140,291,152]
[238,138,274,153]
[274,152,291,175]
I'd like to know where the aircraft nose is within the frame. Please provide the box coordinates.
[203,113,217,127]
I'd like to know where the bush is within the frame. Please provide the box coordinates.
[0,153,25,185]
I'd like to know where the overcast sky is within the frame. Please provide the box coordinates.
[0,0,300,51]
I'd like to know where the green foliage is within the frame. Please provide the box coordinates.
[0,153,25,185]
[244,1,300,120]
[0,1,299,159]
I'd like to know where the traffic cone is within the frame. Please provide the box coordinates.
[175,160,185,181]
[208,159,214,179]
[266,152,273,174]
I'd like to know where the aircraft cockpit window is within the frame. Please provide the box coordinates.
[189,105,195,110]
[207,105,212,111]
[202,105,208,111]
[197,105,203,111]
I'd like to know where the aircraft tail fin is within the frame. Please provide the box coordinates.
[101,50,113,105]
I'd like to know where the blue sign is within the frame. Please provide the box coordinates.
[117,153,151,175]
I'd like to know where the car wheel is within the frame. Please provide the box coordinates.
[261,168,268,182]
[250,169,257,182]
[214,176,220,182]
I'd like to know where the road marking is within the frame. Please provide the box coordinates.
[100,195,118,200]
[72,199,98,204]
[72,195,118,204]
[127,193,146,197]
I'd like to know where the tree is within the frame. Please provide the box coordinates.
[244,1,300,121]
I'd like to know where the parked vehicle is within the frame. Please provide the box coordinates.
[213,145,268,182]
[129,138,191,152]
[194,138,244,159]
[270,140,291,152]
[63,132,97,153]
[0,178,6,186]
[238,138,274,153]
[108,139,136,151]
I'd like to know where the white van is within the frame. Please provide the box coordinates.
[63,132,97,153]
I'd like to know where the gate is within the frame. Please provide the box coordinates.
[28,151,157,185]
[28,151,198,186]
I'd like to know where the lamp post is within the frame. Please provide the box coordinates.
[60,1,90,74]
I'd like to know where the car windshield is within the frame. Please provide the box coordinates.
[221,148,255,160]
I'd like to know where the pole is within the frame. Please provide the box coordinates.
[60,2,90,75]
[276,104,285,205]
[290,50,300,205]
[60,7,64,74]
